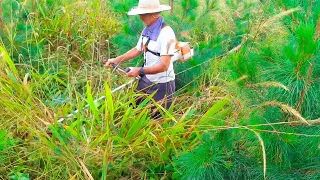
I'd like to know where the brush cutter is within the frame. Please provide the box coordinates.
[57,58,138,123]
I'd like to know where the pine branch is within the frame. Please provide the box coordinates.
[305,0,315,22]
[315,15,320,40]
[296,59,314,112]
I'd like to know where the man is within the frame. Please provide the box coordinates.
[105,0,176,118]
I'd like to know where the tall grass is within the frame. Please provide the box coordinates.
[1,44,234,178]
[1,0,319,179]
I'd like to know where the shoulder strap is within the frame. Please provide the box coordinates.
[143,37,160,56]
[142,37,151,52]
[141,23,169,57]
[162,22,168,29]
[145,38,151,46]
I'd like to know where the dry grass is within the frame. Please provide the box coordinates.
[261,8,301,28]
[244,127,267,180]
[259,101,311,125]
[79,158,95,180]
[249,81,289,91]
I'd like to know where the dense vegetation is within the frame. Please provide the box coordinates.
[0,0,319,179]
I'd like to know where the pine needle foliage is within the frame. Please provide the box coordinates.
[1,0,319,179]
[174,1,320,178]
[222,0,320,118]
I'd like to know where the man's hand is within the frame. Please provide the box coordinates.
[126,67,140,78]
[103,57,120,68]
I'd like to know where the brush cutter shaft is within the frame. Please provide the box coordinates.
[57,78,137,123]
[57,59,141,123]
[111,63,129,74]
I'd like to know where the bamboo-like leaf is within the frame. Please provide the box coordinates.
[110,136,129,145]
[136,91,157,109]
[48,125,67,147]
[86,81,99,121]
[199,98,229,125]
[64,120,86,142]
[65,126,85,142]
[38,134,62,155]
[126,110,148,141]
[119,107,133,137]
[153,101,177,122]
[0,46,18,76]
[132,127,152,147]
[160,123,186,137]
[90,132,108,148]
[105,82,114,134]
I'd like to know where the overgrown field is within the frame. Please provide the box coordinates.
[0,0,319,179]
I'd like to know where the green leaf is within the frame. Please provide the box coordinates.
[199,98,230,125]
[125,110,148,140]
[105,82,114,129]
[0,46,18,77]
[119,107,133,137]
[86,81,99,121]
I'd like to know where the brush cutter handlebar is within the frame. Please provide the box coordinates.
[103,58,139,79]
[103,57,130,75]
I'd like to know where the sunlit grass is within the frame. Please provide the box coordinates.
[0,0,320,179]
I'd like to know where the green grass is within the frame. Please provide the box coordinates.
[0,0,319,179]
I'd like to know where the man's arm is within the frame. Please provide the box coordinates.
[126,55,171,77]
[143,55,171,74]
[106,47,141,65]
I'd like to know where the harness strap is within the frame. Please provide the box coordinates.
[145,38,160,56]
[141,24,168,67]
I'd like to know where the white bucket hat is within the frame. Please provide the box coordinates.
[128,0,171,16]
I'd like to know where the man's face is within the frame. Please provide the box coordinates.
[139,14,151,26]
